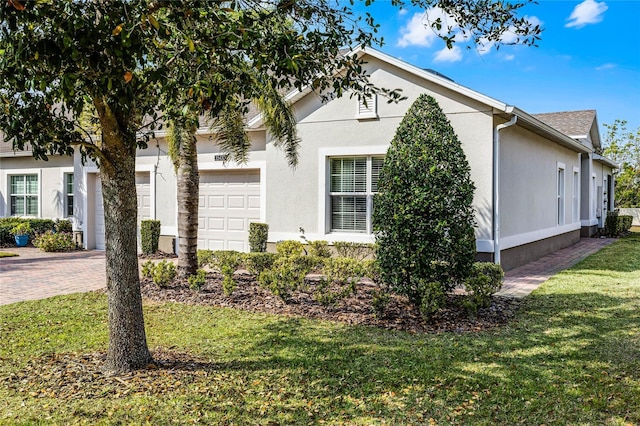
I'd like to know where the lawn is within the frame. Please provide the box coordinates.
[1,234,638,425]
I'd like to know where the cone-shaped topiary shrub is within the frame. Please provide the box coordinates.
[373,94,477,309]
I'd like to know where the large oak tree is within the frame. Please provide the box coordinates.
[0,0,541,373]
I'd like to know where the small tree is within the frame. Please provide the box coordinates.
[373,94,476,310]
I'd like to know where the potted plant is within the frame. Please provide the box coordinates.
[11,222,32,247]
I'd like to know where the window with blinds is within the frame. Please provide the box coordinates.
[330,156,384,232]
[10,174,38,216]
[66,173,74,217]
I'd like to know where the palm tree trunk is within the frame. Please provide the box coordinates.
[175,123,199,278]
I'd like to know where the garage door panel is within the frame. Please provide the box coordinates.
[198,169,260,252]
[208,217,225,231]
[228,196,245,209]
[198,195,206,208]
[208,195,225,208]
[227,218,246,231]
[248,195,260,209]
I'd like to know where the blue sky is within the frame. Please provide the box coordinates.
[354,0,640,138]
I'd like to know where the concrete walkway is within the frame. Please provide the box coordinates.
[0,238,617,305]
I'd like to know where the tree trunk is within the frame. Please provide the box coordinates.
[96,99,153,374]
[175,123,200,278]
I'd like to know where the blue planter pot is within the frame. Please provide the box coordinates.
[14,235,29,247]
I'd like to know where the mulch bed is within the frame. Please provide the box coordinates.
[140,272,522,334]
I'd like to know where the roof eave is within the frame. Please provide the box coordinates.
[593,153,619,169]
[511,107,591,154]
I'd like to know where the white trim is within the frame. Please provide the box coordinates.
[581,219,599,227]
[572,166,580,224]
[3,168,43,218]
[557,162,566,226]
[59,167,74,220]
[476,239,495,253]
[318,146,388,237]
[161,226,177,236]
[500,222,581,251]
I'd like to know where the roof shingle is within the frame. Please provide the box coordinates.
[532,110,596,138]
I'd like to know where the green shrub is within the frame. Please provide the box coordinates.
[371,289,390,318]
[243,252,279,276]
[141,260,155,278]
[465,262,504,309]
[417,279,446,320]
[276,240,304,257]
[151,260,176,288]
[307,240,332,258]
[54,219,73,233]
[333,242,375,261]
[605,210,619,237]
[362,259,381,283]
[0,218,21,245]
[32,231,75,252]
[373,94,476,307]
[314,257,364,305]
[27,219,56,236]
[188,269,207,291]
[10,222,32,236]
[249,222,269,252]
[618,215,633,234]
[140,220,161,254]
[211,251,244,295]
[259,255,315,302]
[197,250,214,268]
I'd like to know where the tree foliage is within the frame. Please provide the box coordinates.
[373,94,477,309]
[603,120,640,208]
[0,0,541,372]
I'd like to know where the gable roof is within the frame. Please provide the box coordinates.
[250,46,591,155]
[532,110,597,139]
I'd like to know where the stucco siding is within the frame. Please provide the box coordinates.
[0,155,73,219]
[266,54,494,243]
[499,124,581,240]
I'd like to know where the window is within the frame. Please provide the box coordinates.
[10,174,38,216]
[557,165,565,226]
[572,169,580,223]
[592,174,597,217]
[330,156,383,232]
[65,173,74,217]
[356,94,378,119]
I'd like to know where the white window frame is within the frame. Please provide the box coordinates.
[592,173,597,219]
[318,146,387,243]
[572,167,580,223]
[65,172,74,218]
[557,162,565,226]
[328,156,383,234]
[356,93,378,120]
[8,172,40,217]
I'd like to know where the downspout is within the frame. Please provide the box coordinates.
[493,114,518,265]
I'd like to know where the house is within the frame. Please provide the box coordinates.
[0,47,617,270]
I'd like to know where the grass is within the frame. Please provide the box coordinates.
[0,251,18,258]
[1,234,639,425]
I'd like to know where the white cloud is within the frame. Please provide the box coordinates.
[504,54,515,61]
[566,0,608,28]
[397,8,459,48]
[398,8,408,16]
[397,12,437,47]
[596,63,616,71]
[433,45,462,63]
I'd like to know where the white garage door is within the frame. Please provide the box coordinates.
[95,173,152,251]
[95,177,105,250]
[198,170,261,252]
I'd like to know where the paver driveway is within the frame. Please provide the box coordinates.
[0,237,616,306]
[0,247,106,305]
